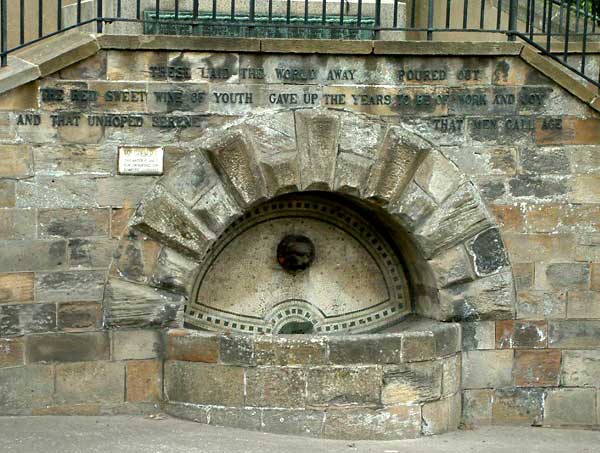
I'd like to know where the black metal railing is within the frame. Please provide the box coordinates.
[0,0,599,88]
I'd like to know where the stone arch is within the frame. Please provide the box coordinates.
[103,108,515,329]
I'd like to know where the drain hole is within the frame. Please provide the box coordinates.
[278,321,314,334]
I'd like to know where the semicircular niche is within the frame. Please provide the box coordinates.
[185,193,411,334]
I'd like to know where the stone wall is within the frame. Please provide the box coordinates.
[0,35,600,433]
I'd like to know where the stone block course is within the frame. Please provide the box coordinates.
[35,270,105,303]
[166,330,219,363]
[0,240,67,273]
[0,338,24,367]
[381,361,442,405]
[56,301,102,331]
[462,389,493,425]
[492,388,544,425]
[0,365,54,411]
[462,321,496,350]
[246,367,307,408]
[548,320,600,349]
[516,290,567,320]
[327,335,401,364]
[261,409,324,437]
[0,209,36,240]
[38,208,110,238]
[0,303,57,336]
[462,350,513,389]
[255,336,328,366]
[0,145,33,178]
[561,350,600,387]
[566,291,600,319]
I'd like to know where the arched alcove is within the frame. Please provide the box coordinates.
[102,108,516,329]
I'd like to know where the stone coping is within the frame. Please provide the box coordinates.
[165,317,461,366]
[0,32,598,112]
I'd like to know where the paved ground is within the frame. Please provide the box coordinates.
[0,416,598,453]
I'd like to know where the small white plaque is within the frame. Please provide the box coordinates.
[118,146,164,175]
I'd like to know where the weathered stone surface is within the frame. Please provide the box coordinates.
[166,330,219,363]
[57,301,102,331]
[414,184,491,258]
[0,180,16,207]
[381,361,442,404]
[542,263,590,289]
[439,272,515,321]
[165,361,244,406]
[0,338,24,367]
[16,176,98,209]
[429,246,474,288]
[126,360,162,403]
[442,354,461,396]
[26,332,109,363]
[219,334,255,366]
[0,209,36,240]
[520,147,570,174]
[490,205,525,233]
[208,407,262,430]
[103,277,185,328]
[508,175,568,200]
[0,57,40,96]
[322,405,421,440]
[35,270,105,302]
[388,181,437,230]
[255,336,327,366]
[246,367,306,408]
[0,273,34,304]
[365,126,424,204]
[548,320,600,349]
[467,228,509,276]
[462,350,513,389]
[566,291,600,319]
[516,290,567,320]
[203,128,267,206]
[295,110,340,190]
[129,184,215,260]
[158,153,215,208]
[261,409,324,437]
[0,303,56,336]
[112,329,161,360]
[68,238,115,269]
[0,145,33,178]
[306,367,382,406]
[422,393,461,435]
[462,389,493,425]
[0,365,54,411]
[333,152,372,197]
[327,335,401,365]
[414,151,461,204]
[514,350,561,387]
[492,388,544,426]
[54,361,125,404]
[38,208,109,238]
[544,388,598,426]
[561,350,600,387]
[111,232,162,285]
[96,176,157,208]
[461,321,496,350]
[191,184,241,234]
[401,331,436,362]
[496,320,547,349]
[503,233,575,263]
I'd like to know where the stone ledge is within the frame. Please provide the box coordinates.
[520,45,600,113]
[96,34,261,52]
[0,57,40,94]
[260,38,374,54]
[374,41,523,55]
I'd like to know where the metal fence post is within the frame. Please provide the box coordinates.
[1,0,6,67]
[374,0,381,39]
[508,0,518,40]
[97,0,103,33]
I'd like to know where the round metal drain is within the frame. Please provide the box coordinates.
[185,194,411,334]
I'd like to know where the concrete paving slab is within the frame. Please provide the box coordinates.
[0,415,599,453]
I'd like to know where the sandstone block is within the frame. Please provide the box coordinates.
[496,320,547,349]
[38,208,110,238]
[462,350,513,389]
[68,238,115,269]
[428,245,474,288]
[548,320,600,349]
[513,350,561,387]
[0,338,24,367]
[111,232,162,285]
[112,329,161,360]
[0,273,34,304]
[544,388,597,426]
[421,393,461,435]
[467,228,509,276]
[516,290,566,320]
[306,366,382,406]
[166,330,219,363]
[327,335,401,365]
[492,388,544,425]
[16,176,98,209]
[55,361,125,405]
[0,180,16,207]
[57,301,102,331]
[566,291,600,319]
[388,181,437,231]
[561,350,600,387]
[536,118,600,146]
[261,409,324,437]
[208,407,262,431]
[503,233,575,263]
[381,361,442,405]
[96,176,157,208]
[519,147,570,174]
[0,145,33,178]
[246,367,306,408]
[462,389,493,425]
[165,361,244,406]
[442,354,461,396]
[461,321,496,350]
[322,405,421,440]
[35,270,105,303]
[512,263,534,290]
[111,208,135,238]
[126,360,162,402]
[254,336,327,366]
[401,331,436,362]
[508,175,568,200]
[0,303,56,336]
[541,263,590,289]
[414,151,461,204]
[0,365,54,411]
[26,331,109,363]
[0,209,36,240]
[219,333,255,366]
